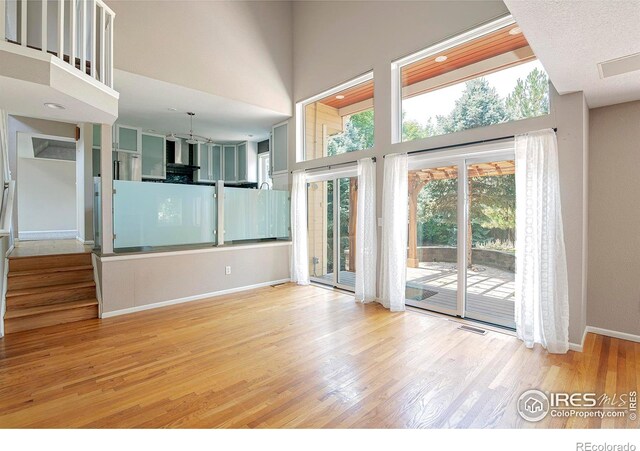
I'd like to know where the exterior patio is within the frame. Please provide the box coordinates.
[319,258,515,329]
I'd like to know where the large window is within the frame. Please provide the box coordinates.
[300,74,374,161]
[395,17,550,142]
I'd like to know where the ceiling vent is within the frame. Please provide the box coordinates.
[598,52,640,79]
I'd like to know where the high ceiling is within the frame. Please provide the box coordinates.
[114,70,290,143]
[505,0,640,108]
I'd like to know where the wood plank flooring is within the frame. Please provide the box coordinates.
[0,283,637,428]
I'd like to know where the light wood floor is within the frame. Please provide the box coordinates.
[0,283,637,428]
[10,240,93,258]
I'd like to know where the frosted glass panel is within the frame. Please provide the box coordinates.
[118,126,138,152]
[224,145,236,181]
[113,180,217,249]
[141,134,165,178]
[212,145,222,180]
[198,144,210,182]
[224,188,290,242]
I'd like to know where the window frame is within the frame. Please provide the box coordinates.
[296,71,374,163]
[391,15,522,144]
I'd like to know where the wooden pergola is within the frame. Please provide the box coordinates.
[407,160,515,268]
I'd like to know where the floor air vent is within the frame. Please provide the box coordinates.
[458,324,487,335]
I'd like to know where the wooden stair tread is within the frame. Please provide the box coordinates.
[8,265,93,277]
[5,299,98,319]
[7,280,96,298]
[9,251,92,260]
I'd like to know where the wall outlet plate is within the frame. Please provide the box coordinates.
[225,266,231,275]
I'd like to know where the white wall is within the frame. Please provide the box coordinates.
[291,1,590,347]
[588,100,640,337]
[7,115,77,235]
[16,133,77,238]
[106,0,293,115]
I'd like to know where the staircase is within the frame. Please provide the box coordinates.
[4,253,98,334]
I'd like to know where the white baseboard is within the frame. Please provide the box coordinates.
[18,230,77,241]
[100,278,291,319]
[586,326,640,344]
[569,327,588,352]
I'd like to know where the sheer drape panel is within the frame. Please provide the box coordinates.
[291,170,310,285]
[515,129,569,353]
[379,153,408,311]
[355,158,377,302]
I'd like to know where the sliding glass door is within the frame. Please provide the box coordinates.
[307,176,357,290]
[406,151,516,329]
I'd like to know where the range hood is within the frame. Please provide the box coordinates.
[168,139,199,169]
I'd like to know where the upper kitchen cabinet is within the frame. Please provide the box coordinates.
[211,144,223,181]
[196,143,223,183]
[141,133,166,180]
[114,124,142,154]
[223,144,237,182]
[271,122,288,175]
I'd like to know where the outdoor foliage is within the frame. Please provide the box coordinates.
[323,66,548,258]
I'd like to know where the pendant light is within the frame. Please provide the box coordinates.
[186,112,199,144]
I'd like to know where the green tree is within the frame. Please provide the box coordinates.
[505,67,549,120]
[327,109,374,156]
[402,117,435,141]
[436,78,508,133]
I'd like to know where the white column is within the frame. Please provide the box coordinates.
[76,123,94,243]
[100,124,113,254]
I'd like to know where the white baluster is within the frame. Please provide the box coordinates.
[81,0,86,75]
[90,0,96,78]
[70,0,76,67]
[57,0,64,58]
[99,7,105,82]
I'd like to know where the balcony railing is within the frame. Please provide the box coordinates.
[2,0,115,88]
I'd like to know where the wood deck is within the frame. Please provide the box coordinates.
[0,283,637,428]
[320,265,516,328]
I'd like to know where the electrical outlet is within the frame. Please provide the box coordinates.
[225,266,231,275]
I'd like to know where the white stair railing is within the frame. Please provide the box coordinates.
[2,0,115,89]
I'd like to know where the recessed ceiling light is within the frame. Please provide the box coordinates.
[44,102,65,110]
[335,95,345,100]
[434,55,448,63]
[509,27,522,35]
[168,107,177,111]
[248,134,254,138]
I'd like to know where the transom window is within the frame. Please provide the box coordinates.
[299,73,374,161]
[394,16,550,143]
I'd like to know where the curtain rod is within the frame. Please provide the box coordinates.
[384,128,558,158]
[291,156,376,174]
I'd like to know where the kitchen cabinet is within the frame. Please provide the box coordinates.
[223,144,237,182]
[271,121,288,175]
[211,144,222,181]
[197,143,223,183]
[141,132,166,179]
[114,124,142,154]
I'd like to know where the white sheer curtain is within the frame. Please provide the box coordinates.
[291,170,310,285]
[379,153,408,311]
[515,129,569,354]
[355,158,377,302]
